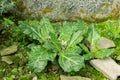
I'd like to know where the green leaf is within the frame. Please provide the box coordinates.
[106,20,120,39]
[94,48,115,59]
[60,21,86,43]
[28,46,56,73]
[79,44,90,53]
[19,20,43,42]
[59,52,84,72]
[118,19,120,27]
[74,20,86,32]
[67,30,83,49]
[40,17,54,41]
[49,33,62,51]
[86,24,100,49]
[3,18,14,28]
[79,44,94,60]
[27,43,38,49]
[19,17,54,42]
[66,46,82,55]
[60,22,75,42]
[83,53,94,60]
[43,41,55,50]
[106,21,115,30]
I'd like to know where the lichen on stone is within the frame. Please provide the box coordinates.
[14,0,120,22]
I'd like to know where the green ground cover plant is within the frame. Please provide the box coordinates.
[0,0,15,15]
[96,19,120,40]
[19,17,115,73]
[1,17,120,80]
[96,19,120,61]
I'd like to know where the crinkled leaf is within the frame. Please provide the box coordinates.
[74,20,86,32]
[86,24,100,50]
[67,31,83,49]
[19,20,43,42]
[79,44,93,60]
[60,22,75,42]
[83,53,94,60]
[106,21,115,29]
[106,20,120,39]
[49,33,62,51]
[29,60,47,73]
[43,41,55,50]
[66,46,82,55]
[19,17,54,42]
[94,48,115,59]
[60,21,85,43]
[59,52,84,72]
[28,46,56,73]
[40,17,54,41]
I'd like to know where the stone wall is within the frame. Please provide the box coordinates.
[15,0,120,22]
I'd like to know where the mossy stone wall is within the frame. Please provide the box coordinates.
[15,0,120,22]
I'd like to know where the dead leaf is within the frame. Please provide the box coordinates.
[60,75,91,80]
[0,45,18,56]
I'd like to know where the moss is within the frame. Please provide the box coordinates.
[42,8,53,14]
[15,0,25,12]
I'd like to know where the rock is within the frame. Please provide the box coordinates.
[90,57,120,80]
[14,0,120,22]
[32,76,38,80]
[99,37,115,49]
[0,45,18,56]
[88,37,115,50]
[116,55,120,61]
[1,56,14,64]
[60,75,91,80]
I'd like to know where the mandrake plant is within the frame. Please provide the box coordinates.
[19,17,115,73]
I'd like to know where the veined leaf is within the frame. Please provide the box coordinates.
[74,20,86,32]
[28,46,56,73]
[43,41,55,50]
[40,17,54,41]
[29,59,47,73]
[60,21,86,43]
[94,48,115,59]
[60,22,75,42]
[86,24,100,50]
[79,44,93,60]
[19,21,43,42]
[19,17,54,42]
[49,33,62,51]
[79,44,90,54]
[67,31,83,49]
[66,46,82,55]
[106,20,115,30]
[106,20,120,39]
[59,52,84,72]
[83,53,94,60]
